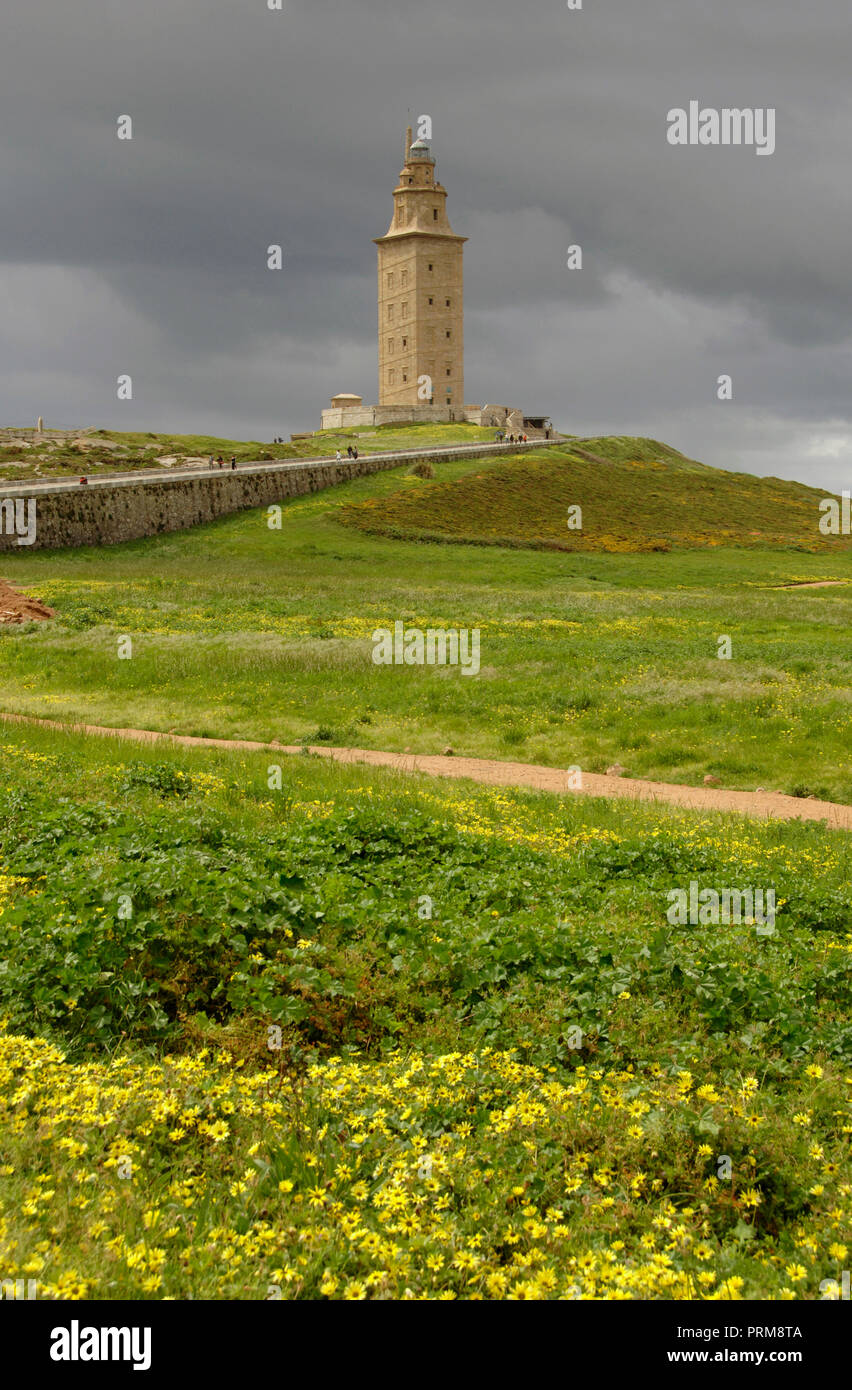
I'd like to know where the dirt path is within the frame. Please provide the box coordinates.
[3,710,851,831]
[773,580,848,589]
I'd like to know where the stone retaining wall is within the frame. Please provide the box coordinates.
[319,404,471,430]
[0,442,557,552]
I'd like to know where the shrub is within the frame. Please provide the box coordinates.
[119,762,195,798]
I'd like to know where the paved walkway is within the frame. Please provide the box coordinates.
[0,437,563,496]
[2,712,850,830]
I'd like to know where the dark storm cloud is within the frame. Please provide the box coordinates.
[2,0,852,486]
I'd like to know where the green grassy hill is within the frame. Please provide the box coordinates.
[339,436,850,553]
[2,431,851,796]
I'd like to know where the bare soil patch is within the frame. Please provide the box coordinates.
[0,580,55,624]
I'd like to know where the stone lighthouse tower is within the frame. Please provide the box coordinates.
[374,127,466,410]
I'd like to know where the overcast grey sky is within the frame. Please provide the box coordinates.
[2,0,852,488]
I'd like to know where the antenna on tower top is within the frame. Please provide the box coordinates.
[405,125,413,160]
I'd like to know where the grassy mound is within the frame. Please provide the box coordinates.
[338,437,850,553]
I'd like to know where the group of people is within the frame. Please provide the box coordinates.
[207,456,238,470]
[495,431,529,444]
[335,444,360,461]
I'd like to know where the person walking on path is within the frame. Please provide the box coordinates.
[336,449,343,462]
[230,456,236,470]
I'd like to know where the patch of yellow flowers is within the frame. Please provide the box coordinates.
[0,1029,848,1301]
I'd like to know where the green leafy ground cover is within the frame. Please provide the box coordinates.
[0,728,850,1299]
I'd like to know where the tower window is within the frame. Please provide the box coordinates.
[388,339,394,353]
[387,273,394,290]
[401,301,408,318]
[446,299,451,307]
[446,331,451,339]
[402,337,407,348]
[387,305,394,322]
[433,209,438,220]
[446,369,451,377]
[428,297,433,306]
[401,269,408,286]
[402,373,408,383]
[428,263,433,271]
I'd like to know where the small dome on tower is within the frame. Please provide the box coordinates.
[409,138,432,158]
